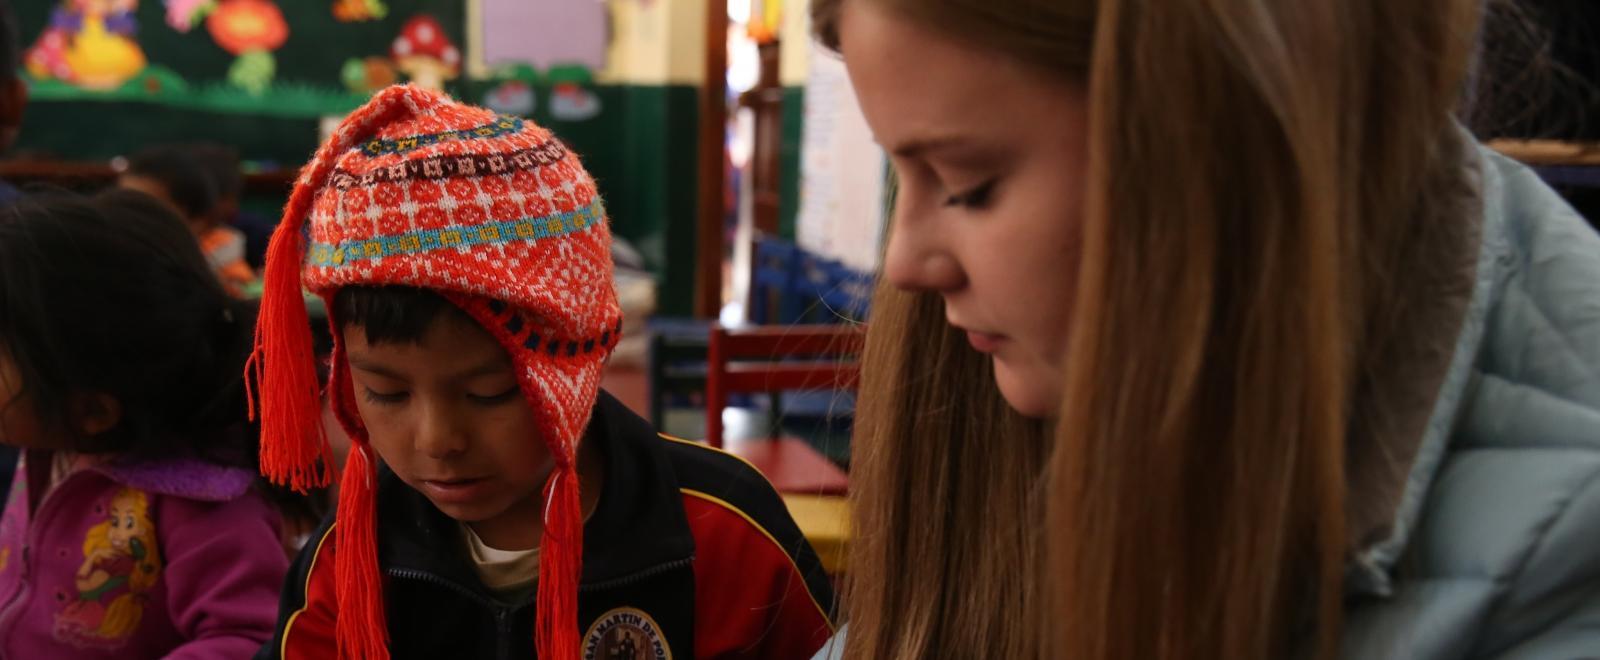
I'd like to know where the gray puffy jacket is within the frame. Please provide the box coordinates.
[1337,146,1600,659]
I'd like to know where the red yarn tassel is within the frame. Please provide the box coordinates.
[536,463,583,659]
[247,85,440,492]
[335,443,390,660]
[248,187,333,492]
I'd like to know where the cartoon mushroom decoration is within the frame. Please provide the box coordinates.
[391,15,460,91]
[207,0,290,95]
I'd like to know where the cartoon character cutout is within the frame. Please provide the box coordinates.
[54,488,163,648]
[25,0,147,91]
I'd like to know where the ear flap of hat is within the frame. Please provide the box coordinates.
[449,293,620,658]
[247,85,458,660]
[247,85,448,492]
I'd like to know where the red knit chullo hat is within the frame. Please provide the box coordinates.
[247,85,620,660]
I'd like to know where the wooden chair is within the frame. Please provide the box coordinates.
[706,324,862,495]
[749,235,805,325]
[647,321,712,431]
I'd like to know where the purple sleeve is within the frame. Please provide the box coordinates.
[157,493,290,659]
[48,8,83,32]
[104,12,138,36]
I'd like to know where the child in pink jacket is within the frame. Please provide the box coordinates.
[0,191,288,658]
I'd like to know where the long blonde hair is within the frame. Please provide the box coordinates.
[814,0,1483,657]
[83,488,163,638]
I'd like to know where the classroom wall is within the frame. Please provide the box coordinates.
[780,0,811,87]
[795,41,886,274]
[600,0,708,86]
[587,0,708,316]
[779,0,809,240]
[9,0,712,315]
[8,0,826,315]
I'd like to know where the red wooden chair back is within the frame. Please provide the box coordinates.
[704,324,863,495]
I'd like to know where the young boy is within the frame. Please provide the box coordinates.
[250,86,835,660]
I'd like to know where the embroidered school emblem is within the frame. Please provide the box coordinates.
[582,607,671,660]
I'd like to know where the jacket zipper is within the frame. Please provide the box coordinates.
[387,567,517,658]
[386,567,503,609]
[495,609,512,660]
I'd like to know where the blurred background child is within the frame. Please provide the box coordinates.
[118,145,257,297]
[188,142,275,272]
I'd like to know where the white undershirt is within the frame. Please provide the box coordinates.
[460,523,540,601]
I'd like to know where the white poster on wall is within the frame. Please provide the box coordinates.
[796,46,887,274]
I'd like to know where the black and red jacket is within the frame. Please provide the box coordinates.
[257,391,837,659]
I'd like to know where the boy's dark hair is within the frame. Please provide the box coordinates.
[125,145,220,220]
[334,286,470,345]
[0,190,257,464]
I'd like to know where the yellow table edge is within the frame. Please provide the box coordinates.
[782,494,850,575]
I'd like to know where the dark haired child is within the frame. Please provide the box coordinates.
[120,145,257,296]
[188,143,277,271]
[251,85,834,660]
[0,190,289,657]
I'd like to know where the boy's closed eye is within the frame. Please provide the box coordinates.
[362,387,409,406]
[357,382,521,407]
[467,386,521,406]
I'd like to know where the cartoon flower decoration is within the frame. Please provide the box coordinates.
[206,0,289,94]
[207,0,288,55]
[165,0,215,33]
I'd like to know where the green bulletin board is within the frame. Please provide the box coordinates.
[9,1,702,315]
[16,0,465,119]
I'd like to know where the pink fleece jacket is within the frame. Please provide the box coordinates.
[0,451,288,659]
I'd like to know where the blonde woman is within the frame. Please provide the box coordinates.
[811,0,1600,657]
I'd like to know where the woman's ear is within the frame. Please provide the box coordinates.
[70,393,122,437]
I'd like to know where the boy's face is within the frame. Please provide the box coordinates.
[344,310,552,546]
